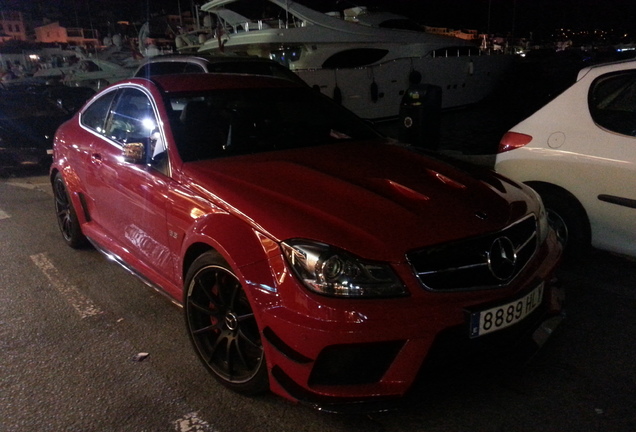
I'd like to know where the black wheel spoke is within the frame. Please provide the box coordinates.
[238,328,260,349]
[236,312,254,322]
[201,279,223,306]
[191,321,223,335]
[227,282,241,309]
[187,297,219,316]
[225,338,236,378]
[232,338,251,371]
[215,275,234,306]
[207,331,228,359]
[193,278,223,308]
[54,183,64,200]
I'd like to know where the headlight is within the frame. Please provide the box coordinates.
[281,240,407,298]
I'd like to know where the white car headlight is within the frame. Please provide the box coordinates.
[281,240,407,298]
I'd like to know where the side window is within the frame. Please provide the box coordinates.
[106,88,156,143]
[589,70,636,136]
[106,88,168,172]
[81,90,117,133]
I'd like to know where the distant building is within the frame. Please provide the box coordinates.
[34,21,99,49]
[424,25,480,42]
[66,27,99,49]
[0,10,27,41]
[34,21,67,43]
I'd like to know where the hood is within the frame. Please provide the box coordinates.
[182,142,534,261]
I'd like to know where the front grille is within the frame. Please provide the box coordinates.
[407,215,537,291]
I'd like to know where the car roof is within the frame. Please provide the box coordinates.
[140,54,284,65]
[146,73,304,93]
[133,54,307,85]
[576,58,636,80]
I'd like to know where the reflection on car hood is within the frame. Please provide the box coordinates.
[182,142,533,260]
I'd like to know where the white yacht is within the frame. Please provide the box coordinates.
[191,0,512,120]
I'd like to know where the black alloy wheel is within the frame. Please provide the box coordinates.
[53,172,86,248]
[184,252,268,395]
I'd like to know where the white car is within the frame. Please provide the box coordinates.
[495,58,636,259]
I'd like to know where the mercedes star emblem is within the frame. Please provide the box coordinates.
[487,237,517,281]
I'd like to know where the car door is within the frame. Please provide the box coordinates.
[74,88,118,231]
[91,86,177,286]
[585,69,636,255]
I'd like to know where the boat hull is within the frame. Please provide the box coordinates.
[295,53,512,120]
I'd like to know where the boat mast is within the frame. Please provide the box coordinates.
[487,0,491,34]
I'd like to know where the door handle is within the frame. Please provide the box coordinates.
[598,194,636,209]
[91,153,103,164]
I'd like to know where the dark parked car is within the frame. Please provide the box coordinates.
[41,85,96,113]
[133,54,307,85]
[0,88,71,175]
[51,74,564,409]
[2,80,96,114]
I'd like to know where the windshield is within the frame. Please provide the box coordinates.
[168,87,381,162]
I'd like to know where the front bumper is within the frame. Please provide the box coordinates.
[246,231,564,410]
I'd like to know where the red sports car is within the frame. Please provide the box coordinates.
[51,74,563,409]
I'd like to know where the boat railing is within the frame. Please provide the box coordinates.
[431,47,503,58]
[221,16,306,35]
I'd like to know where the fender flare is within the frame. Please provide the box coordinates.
[180,213,279,289]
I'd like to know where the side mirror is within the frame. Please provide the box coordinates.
[122,142,146,164]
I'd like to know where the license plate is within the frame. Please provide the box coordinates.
[470,283,544,338]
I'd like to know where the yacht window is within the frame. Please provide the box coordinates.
[322,49,389,69]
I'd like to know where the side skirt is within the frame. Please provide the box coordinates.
[87,236,183,308]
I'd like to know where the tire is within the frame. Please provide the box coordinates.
[532,184,591,260]
[184,251,268,395]
[53,172,87,249]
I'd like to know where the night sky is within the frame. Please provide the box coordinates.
[2,0,636,40]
